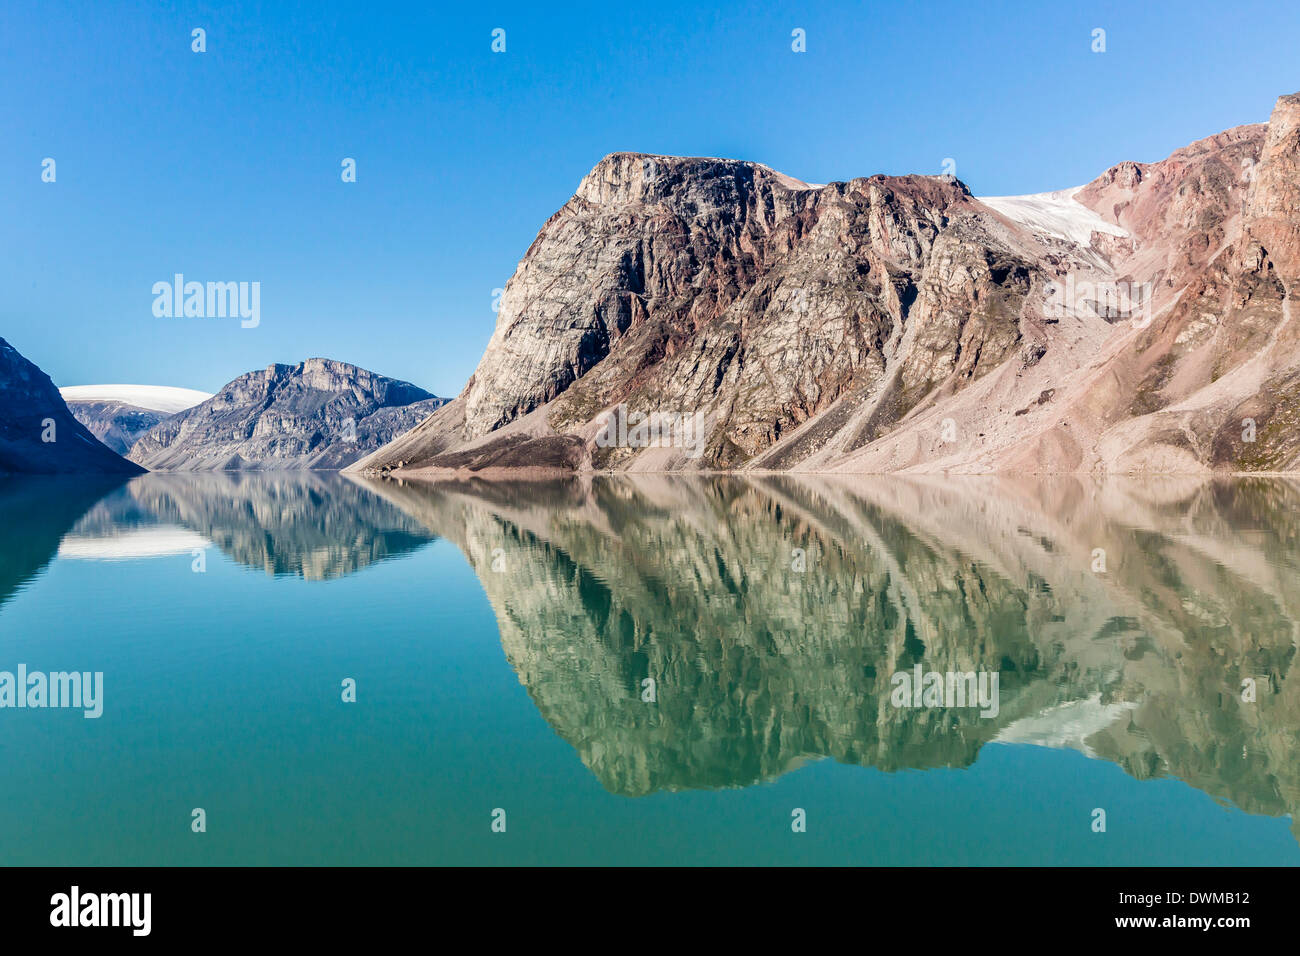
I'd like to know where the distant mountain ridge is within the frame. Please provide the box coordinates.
[62,385,213,456]
[129,358,448,471]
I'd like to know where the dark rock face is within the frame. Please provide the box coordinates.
[66,401,169,455]
[0,338,145,475]
[128,358,447,471]
[1243,92,1300,290]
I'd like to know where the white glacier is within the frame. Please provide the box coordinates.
[59,384,213,413]
[977,187,1130,246]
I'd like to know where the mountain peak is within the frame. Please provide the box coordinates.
[130,359,446,471]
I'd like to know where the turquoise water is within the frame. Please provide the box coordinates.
[1,472,1298,865]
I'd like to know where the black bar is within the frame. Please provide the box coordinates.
[0,867,1288,942]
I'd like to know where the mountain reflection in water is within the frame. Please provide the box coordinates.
[60,472,438,580]
[3,471,1297,851]
[361,474,1300,842]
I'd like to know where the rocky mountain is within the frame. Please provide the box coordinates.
[68,403,168,456]
[62,385,212,455]
[353,90,1300,477]
[0,337,145,475]
[129,358,447,471]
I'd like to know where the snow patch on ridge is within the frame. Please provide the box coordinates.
[977,187,1130,246]
[754,163,824,191]
[60,384,213,414]
[991,693,1137,758]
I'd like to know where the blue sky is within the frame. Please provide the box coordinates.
[2,0,1297,396]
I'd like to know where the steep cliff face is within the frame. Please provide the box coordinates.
[1066,93,1300,475]
[0,338,145,475]
[463,156,1025,462]
[129,358,446,471]
[355,91,1300,477]
[354,154,1055,475]
[1243,92,1300,290]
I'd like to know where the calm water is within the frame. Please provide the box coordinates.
[1,471,1298,865]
